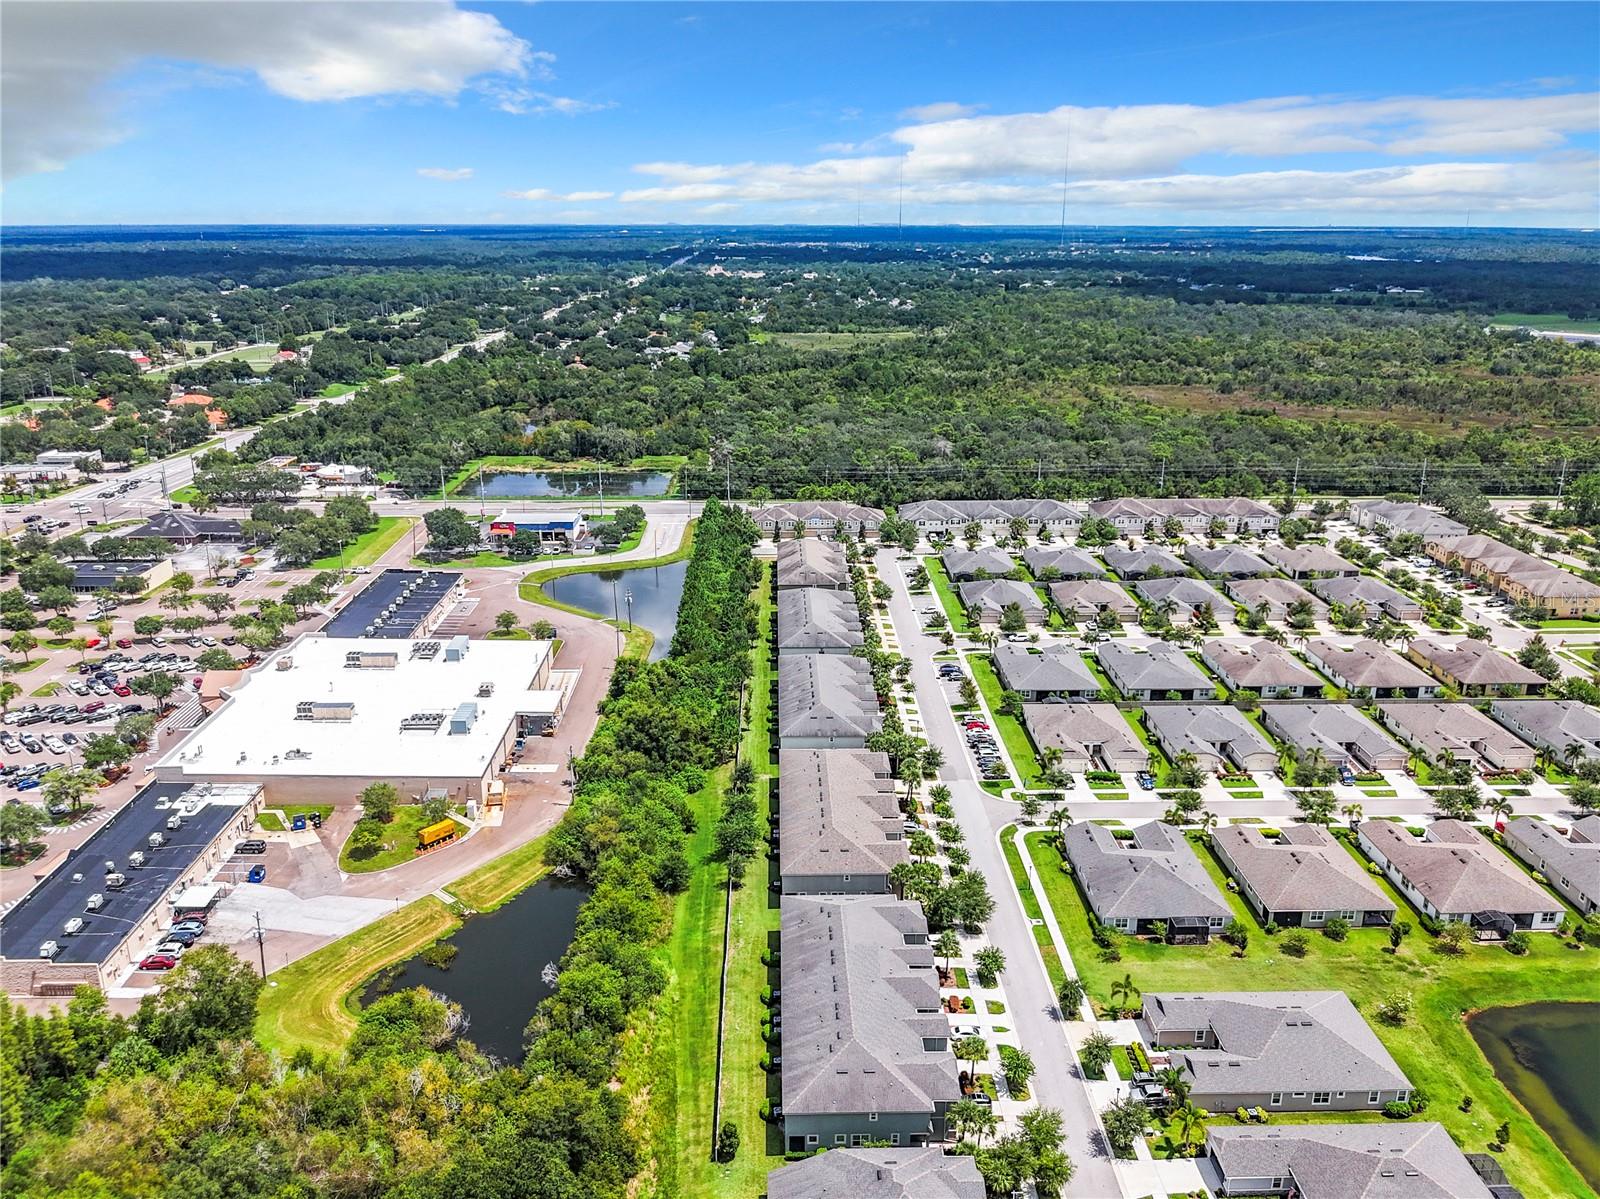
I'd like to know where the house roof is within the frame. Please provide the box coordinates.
[1101,545,1189,577]
[1490,699,1600,756]
[753,500,884,529]
[1061,821,1231,922]
[1021,703,1144,764]
[1376,702,1532,764]
[767,1147,984,1199]
[992,644,1099,694]
[1099,642,1214,694]
[1214,824,1395,916]
[1135,576,1232,612]
[1429,534,1600,600]
[898,498,1083,524]
[776,539,849,588]
[1088,497,1278,522]
[1143,703,1277,764]
[1503,816,1599,900]
[1350,499,1469,538]
[1408,638,1544,688]
[776,587,864,652]
[1262,543,1359,574]
[1262,703,1406,766]
[1047,579,1139,617]
[125,511,242,541]
[941,548,1017,578]
[779,895,960,1118]
[1147,990,1409,1097]
[1207,1123,1491,1199]
[777,654,880,741]
[1305,639,1436,690]
[1201,639,1323,690]
[1308,574,1418,613]
[957,578,1044,616]
[1226,576,1328,616]
[778,749,906,880]
[1021,546,1105,578]
[168,392,214,406]
[1358,819,1555,916]
[1185,544,1273,577]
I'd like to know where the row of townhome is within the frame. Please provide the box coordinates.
[1427,532,1600,618]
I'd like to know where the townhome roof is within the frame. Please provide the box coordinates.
[1061,821,1231,922]
[1262,703,1407,768]
[992,644,1099,695]
[1101,545,1189,577]
[779,895,960,1119]
[1133,575,1232,612]
[1202,639,1324,691]
[777,654,880,742]
[1047,579,1139,618]
[776,539,850,588]
[1088,497,1278,523]
[1376,702,1533,766]
[1262,543,1359,575]
[1350,499,1469,537]
[1305,639,1436,691]
[1226,577,1329,618]
[1146,990,1409,1097]
[1308,573,1419,614]
[1021,546,1105,578]
[1213,824,1395,916]
[1490,699,1600,757]
[776,587,864,652]
[778,749,906,880]
[1407,637,1544,688]
[899,499,1083,525]
[1021,703,1144,765]
[754,500,884,530]
[1429,534,1600,600]
[941,548,1017,578]
[1185,544,1273,578]
[1098,642,1213,694]
[767,1147,984,1199]
[1358,819,1555,916]
[957,578,1045,618]
[1503,816,1599,901]
[1143,704,1277,766]
[1206,1123,1491,1199]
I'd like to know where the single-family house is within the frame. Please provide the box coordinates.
[1489,699,1600,764]
[1225,577,1328,623]
[1097,642,1214,701]
[957,578,1047,624]
[1135,576,1233,622]
[776,588,864,655]
[1302,638,1442,699]
[779,895,960,1154]
[1143,991,1411,1112]
[778,654,880,749]
[1204,1123,1491,1198]
[753,501,884,541]
[776,539,850,590]
[992,644,1101,701]
[1260,543,1360,579]
[1356,819,1564,935]
[1021,703,1146,773]
[941,548,1017,581]
[1405,636,1545,697]
[1185,544,1273,579]
[767,1146,984,1199]
[1101,544,1190,579]
[1503,815,1598,916]
[1143,704,1278,774]
[1021,546,1105,579]
[1374,702,1536,773]
[1212,825,1396,927]
[1047,579,1139,622]
[1307,575,1423,623]
[1061,821,1231,937]
[778,749,905,895]
[1201,639,1322,698]
[1260,703,1408,772]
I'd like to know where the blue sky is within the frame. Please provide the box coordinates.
[3,1,1596,226]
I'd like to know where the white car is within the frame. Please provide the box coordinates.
[1005,633,1031,643]
[43,737,67,754]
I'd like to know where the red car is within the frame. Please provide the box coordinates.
[963,721,989,731]
[115,638,133,649]
[112,684,132,697]
[138,954,178,971]
[84,637,101,648]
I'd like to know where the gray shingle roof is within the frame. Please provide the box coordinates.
[1061,821,1231,922]
[1305,639,1436,690]
[1048,579,1139,618]
[778,654,881,741]
[1098,642,1213,694]
[1147,990,1410,1097]
[1359,819,1555,917]
[1226,576,1329,619]
[767,1147,984,1199]
[957,578,1044,618]
[1185,544,1273,577]
[1261,703,1407,770]
[1308,574,1420,616]
[776,588,864,652]
[992,644,1099,695]
[1143,704,1277,767]
[899,499,1083,525]
[1202,639,1324,690]
[1102,545,1189,578]
[941,548,1017,579]
[779,749,906,881]
[1490,699,1600,757]
[776,539,849,588]
[753,501,884,532]
[1262,543,1360,575]
[1207,1123,1491,1198]
[779,896,960,1119]
[1350,499,1469,538]
[1021,546,1105,578]
[1375,702,1533,767]
[1021,703,1144,765]
[1407,638,1544,688]
[1213,824,1395,916]
[1503,816,1599,902]
[1135,575,1233,614]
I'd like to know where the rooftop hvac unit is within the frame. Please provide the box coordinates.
[477,681,495,697]
[296,700,355,721]
[63,918,83,936]
[444,634,469,661]
[399,711,446,731]
[275,656,295,671]
[39,941,60,959]
[85,893,103,912]
[448,701,479,734]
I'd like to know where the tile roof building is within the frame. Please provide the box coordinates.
[1212,824,1396,928]
[778,749,905,895]
[1061,821,1231,936]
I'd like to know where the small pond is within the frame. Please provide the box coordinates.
[543,559,686,662]
[1468,1000,1600,1190]
[466,469,673,499]
[362,875,588,1063]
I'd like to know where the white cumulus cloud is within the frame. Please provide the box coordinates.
[418,167,474,181]
[506,188,616,202]
[899,101,983,122]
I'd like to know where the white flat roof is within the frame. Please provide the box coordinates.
[157,634,560,783]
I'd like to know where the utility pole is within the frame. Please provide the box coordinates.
[725,455,732,503]
[1557,456,1570,499]
[438,464,446,503]
[598,466,606,517]
[1157,456,1168,494]
[253,911,267,978]
[1418,459,1428,503]
[1291,457,1301,499]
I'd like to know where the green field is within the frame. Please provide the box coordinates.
[752,329,918,350]
[1024,829,1597,1199]
[309,516,415,570]
[1490,313,1600,334]
[339,807,462,873]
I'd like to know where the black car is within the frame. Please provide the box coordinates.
[234,839,268,855]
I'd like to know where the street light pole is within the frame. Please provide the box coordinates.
[253,910,267,978]
[625,588,633,630]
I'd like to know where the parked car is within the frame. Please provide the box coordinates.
[234,839,268,855]
[138,954,179,971]
[161,928,200,947]
[112,685,132,698]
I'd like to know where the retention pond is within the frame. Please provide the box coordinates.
[465,469,673,499]
[543,559,686,661]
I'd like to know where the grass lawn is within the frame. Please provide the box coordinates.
[448,831,553,912]
[318,382,361,398]
[1024,829,1598,1199]
[309,517,414,570]
[256,804,333,833]
[414,550,521,568]
[1490,313,1600,334]
[253,895,457,1056]
[339,806,463,873]
[2,658,45,674]
[1538,618,1600,630]
[1121,707,1172,777]
[924,557,971,633]
[488,628,532,640]
[999,827,1067,991]
[968,654,1042,787]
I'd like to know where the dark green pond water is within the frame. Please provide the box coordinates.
[1468,1001,1600,1191]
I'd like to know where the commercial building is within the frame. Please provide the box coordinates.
[35,449,101,468]
[1061,821,1231,938]
[767,1147,983,1199]
[1021,546,1105,579]
[777,749,904,895]
[897,498,1083,540]
[125,511,242,545]
[1143,991,1411,1113]
[1347,499,1468,539]
[1490,699,1600,762]
[1204,1123,1491,1198]
[1101,544,1189,579]
[1021,703,1145,773]
[940,548,1017,581]
[322,569,464,639]
[779,895,959,1153]
[1143,704,1278,774]
[1135,575,1233,622]
[1260,543,1360,579]
[1356,820,1563,935]
[1225,577,1327,623]
[1088,497,1280,536]
[752,501,883,541]
[0,780,264,996]
[1405,637,1545,697]
[154,633,563,803]
[1201,639,1322,698]
[956,578,1047,624]
[776,539,850,590]
[68,558,174,594]
[1260,703,1408,772]
[1185,544,1272,579]
[992,644,1100,701]
[1047,579,1139,621]
[1212,825,1396,928]
[1502,815,1598,916]
[1306,574,1423,623]
[1099,642,1215,702]
[1375,702,1535,773]
[1301,639,1442,699]
[486,510,587,546]
[776,587,863,655]
[777,653,880,749]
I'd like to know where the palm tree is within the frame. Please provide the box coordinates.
[1341,802,1364,829]
[922,746,945,775]
[1109,972,1140,1015]
[1173,1101,1207,1157]
[1485,795,1513,825]
[1197,810,1219,841]
[1049,802,1074,844]
[1563,742,1587,774]
[1158,1065,1191,1105]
